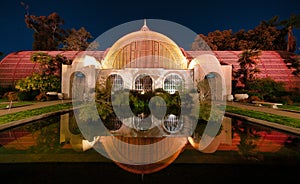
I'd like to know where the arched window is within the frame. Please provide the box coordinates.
[134,74,152,92]
[163,74,183,94]
[162,114,183,134]
[107,74,123,91]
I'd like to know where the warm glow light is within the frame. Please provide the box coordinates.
[188,136,198,148]
[83,55,101,68]
[188,59,198,69]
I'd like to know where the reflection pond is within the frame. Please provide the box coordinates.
[0,111,300,183]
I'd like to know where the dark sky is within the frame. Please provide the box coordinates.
[1,0,300,56]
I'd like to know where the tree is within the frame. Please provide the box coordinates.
[192,30,235,50]
[15,52,70,100]
[191,16,287,51]
[244,23,285,50]
[63,27,96,51]
[30,52,71,77]
[15,73,61,93]
[279,14,300,52]
[236,49,261,87]
[25,12,66,50]
[22,2,97,51]
[191,34,212,50]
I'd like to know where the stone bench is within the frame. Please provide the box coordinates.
[252,101,283,109]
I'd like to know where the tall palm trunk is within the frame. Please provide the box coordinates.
[287,26,296,52]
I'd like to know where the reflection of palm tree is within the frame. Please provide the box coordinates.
[234,120,262,161]
[25,118,61,153]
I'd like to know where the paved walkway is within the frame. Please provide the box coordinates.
[0,100,72,116]
[226,101,300,119]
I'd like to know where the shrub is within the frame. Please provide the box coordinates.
[275,95,293,105]
[245,77,286,102]
[17,90,39,101]
[248,95,261,102]
[36,93,48,101]
[15,73,61,93]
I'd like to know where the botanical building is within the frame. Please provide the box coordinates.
[0,23,299,99]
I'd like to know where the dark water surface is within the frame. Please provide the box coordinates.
[0,111,299,183]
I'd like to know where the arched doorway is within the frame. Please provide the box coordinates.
[205,72,222,100]
[70,71,86,100]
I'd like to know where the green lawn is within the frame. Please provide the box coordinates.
[279,104,300,111]
[0,102,73,124]
[0,101,35,109]
[225,105,300,128]
[255,103,300,111]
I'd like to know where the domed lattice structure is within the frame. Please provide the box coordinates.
[0,51,103,88]
[187,50,300,91]
[0,51,39,88]
[101,22,188,69]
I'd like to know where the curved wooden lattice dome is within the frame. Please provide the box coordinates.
[101,24,188,69]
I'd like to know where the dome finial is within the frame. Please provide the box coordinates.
[141,19,149,31]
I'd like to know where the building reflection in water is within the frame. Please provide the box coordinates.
[58,112,299,174]
[0,112,299,175]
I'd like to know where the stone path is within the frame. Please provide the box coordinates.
[226,101,300,119]
[0,100,72,116]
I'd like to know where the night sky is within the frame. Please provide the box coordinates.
[1,0,300,56]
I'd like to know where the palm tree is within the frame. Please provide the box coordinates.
[260,15,280,27]
[237,49,261,87]
[287,25,297,52]
[279,14,300,52]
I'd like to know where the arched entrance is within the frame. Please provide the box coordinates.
[205,72,223,100]
[70,71,86,100]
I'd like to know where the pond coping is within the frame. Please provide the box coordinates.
[1,107,299,137]
[0,108,73,131]
[225,112,300,136]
